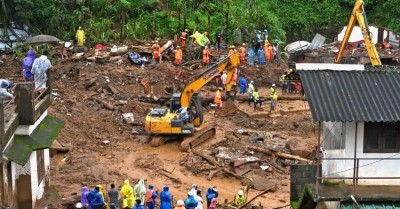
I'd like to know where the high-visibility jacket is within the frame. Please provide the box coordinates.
[203,48,210,63]
[174,49,183,63]
[252,91,259,102]
[152,44,160,59]
[179,32,188,47]
[228,48,237,56]
[234,194,245,206]
[239,47,246,61]
[269,87,276,97]
[266,44,273,61]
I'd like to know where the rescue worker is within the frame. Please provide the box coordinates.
[270,93,278,111]
[269,83,276,97]
[265,41,274,64]
[202,46,211,65]
[134,179,146,205]
[145,184,157,209]
[76,26,85,47]
[280,72,288,94]
[185,192,198,209]
[220,71,227,90]
[257,48,266,64]
[228,45,236,56]
[239,43,247,62]
[215,31,222,49]
[96,185,105,203]
[175,200,185,209]
[247,47,255,66]
[189,184,198,196]
[160,185,172,209]
[173,46,183,65]
[252,88,262,111]
[214,88,223,109]
[87,186,105,209]
[234,190,245,207]
[247,81,255,106]
[152,40,161,63]
[121,179,135,209]
[179,29,189,47]
[239,75,247,94]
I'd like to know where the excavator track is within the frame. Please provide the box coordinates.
[180,126,216,152]
[150,136,166,147]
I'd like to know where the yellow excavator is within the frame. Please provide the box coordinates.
[145,53,240,151]
[335,0,381,66]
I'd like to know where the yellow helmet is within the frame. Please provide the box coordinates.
[242,43,246,46]
[155,40,158,43]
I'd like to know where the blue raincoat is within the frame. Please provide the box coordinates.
[239,77,248,94]
[205,188,217,209]
[22,49,35,81]
[257,49,266,64]
[132,203,146,209]
[160,186,172,209]
[247,47,255,66]
[86,189,104,209]
[146,185,158,209]
[185,194,198,209]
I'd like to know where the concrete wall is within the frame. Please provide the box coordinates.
[290,164,318,200]
[322,122,400,185]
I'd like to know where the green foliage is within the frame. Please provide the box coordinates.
[2,0,398,47]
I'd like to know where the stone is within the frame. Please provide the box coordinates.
[285,138,311,158]
[122,113,135,124]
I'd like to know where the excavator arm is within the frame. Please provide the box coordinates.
[180,53,240,107]
[335,0,381,66]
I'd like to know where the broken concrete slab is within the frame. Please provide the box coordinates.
[252,175,278,191]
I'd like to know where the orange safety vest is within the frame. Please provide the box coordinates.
[266,45,273,61]
[214,91,222,105]
[203,48,210,63]
[174,49,183,63]
[179,32,187,47]
[239,47,246,61]
[152,44,160,58]
[145,189,153,203]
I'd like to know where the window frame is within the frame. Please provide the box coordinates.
[363,122,400,153]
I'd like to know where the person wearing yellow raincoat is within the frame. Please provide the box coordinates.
[97,184,110,209]
[76,26,85,46]
[121,179,135,208]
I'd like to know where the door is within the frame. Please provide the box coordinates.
[17,175,32,209]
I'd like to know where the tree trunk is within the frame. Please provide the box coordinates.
[152,10,156,38]
[207,14,211,32]
[120,9,126,41]
[183,0,187,29]
[177,0,181,32]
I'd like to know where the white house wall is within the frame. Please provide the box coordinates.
[323,122,400,185]
[345,122,400,185]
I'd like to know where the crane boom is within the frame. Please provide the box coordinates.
[335,0,381,66]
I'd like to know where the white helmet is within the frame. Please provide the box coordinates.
[250,80,254,84]
[272,83,276,87]
[177,200,184,206]
[75,202,83,208]
[238,190,244,196]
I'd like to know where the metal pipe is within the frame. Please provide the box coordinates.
[352,122,358,195]
[316,121,321,198]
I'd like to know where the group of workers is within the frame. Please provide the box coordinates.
[74,180,247,209]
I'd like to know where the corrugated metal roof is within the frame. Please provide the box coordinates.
[308,33,326,50]
[298,68,400,122]
[341,202,400,209]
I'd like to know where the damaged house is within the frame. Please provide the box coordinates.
[291,63,400,209]
[0,69,64,208]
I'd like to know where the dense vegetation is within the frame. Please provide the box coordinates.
[1,0,399,45]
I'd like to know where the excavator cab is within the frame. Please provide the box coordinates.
[170,92,203,127]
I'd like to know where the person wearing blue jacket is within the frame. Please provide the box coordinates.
[160,185,173,209]
[205,187,218,209]
[247,47,255,66]
[145,184,158,209]
[86,186,105,209]
[185,192,198,209]
[239,76,248,94]
[257,48,266,64]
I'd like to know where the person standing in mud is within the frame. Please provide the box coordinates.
[134,179,146,205]
[214,87,223,115]
[160,185,173,209]
[121,179,135,209]
[173,46,183,65]
[145,184,157,209]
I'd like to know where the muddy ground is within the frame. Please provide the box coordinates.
[1,46,317,209]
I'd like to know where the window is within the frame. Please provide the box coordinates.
[364,122,400,153]
[36,149,45,184]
